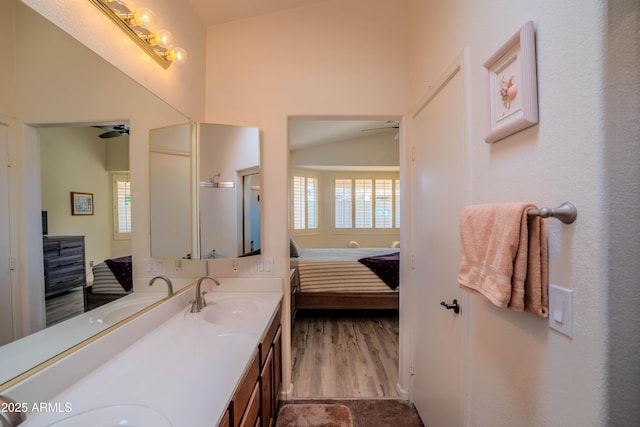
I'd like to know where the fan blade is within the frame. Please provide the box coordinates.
[99,131,124,138]
[361,126,399,132]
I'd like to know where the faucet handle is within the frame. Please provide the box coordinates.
[189,300,199,313]
[199,291,208,309]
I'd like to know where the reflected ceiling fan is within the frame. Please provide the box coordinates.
[361,120,400,132]
[94,124,129,138]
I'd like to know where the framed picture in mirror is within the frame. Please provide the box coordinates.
[71,192,94,216]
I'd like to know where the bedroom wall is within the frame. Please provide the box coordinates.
[407,0,619,425]
[290,130,399,168]
[40,127,129,281]
[291,130,401,248]
[292,168,401,249]
[40,127,131,272]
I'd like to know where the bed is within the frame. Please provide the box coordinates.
[85,255,132,311]
[291,247,400,311]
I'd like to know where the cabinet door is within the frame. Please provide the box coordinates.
[217,409,230,427]
[260,346,274,427]
[272,327,282,415]
[239,383,260,427]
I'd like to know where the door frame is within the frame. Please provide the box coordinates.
[0,115,20,343]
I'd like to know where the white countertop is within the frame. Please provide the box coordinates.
[12,279,283,427]
[0,292,166,386]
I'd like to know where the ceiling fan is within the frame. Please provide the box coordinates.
[361,120,400,132]
[94,124,129,138]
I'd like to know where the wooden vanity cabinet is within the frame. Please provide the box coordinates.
[221,304,282,427]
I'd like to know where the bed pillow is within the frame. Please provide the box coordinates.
[290,238,301,257]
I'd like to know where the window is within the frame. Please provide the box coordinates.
[334,177,400,229]
[292,174,318,231]
[113,173,131,240]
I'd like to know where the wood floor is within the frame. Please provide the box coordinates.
[291,309,399,398]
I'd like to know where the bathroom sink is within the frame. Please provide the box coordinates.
[47,404,171,427]
[90,295,163,325]
[201,298,260,325]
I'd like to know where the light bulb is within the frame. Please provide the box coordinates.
[166,47,187,64]
[156,29,173,48]
[131,7,155,29]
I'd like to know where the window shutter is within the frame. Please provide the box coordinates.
[375,179,392,228]
[335,179,352,228]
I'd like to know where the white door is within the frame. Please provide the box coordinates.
[410,54,469,426]
[0,123,14,345]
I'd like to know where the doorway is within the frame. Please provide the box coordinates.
[288,117,402,398]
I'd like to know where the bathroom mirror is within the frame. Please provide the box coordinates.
[149,123,195,259]
[198,123,260,259]
[0,1,189,387]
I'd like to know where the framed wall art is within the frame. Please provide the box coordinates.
[71,192,94,215]
[483,21,538,143]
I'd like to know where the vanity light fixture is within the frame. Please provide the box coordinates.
[89,0,187,69]
[200,173,235,188]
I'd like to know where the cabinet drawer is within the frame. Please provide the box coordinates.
[45,254,84,272]
[45,272,85,295]
[59,241,84,256]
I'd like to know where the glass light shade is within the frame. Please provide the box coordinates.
[156,29,173,48]
[167,47,187,64]
[131,8,155,29]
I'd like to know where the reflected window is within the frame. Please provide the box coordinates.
[113,173,131,239]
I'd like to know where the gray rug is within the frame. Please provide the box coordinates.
[276,404,353,427]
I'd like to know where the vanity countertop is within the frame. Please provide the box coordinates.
[16,279,283,427]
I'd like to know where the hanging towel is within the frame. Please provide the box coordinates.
[457,202,549,318]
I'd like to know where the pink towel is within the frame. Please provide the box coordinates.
[457,202,549,318]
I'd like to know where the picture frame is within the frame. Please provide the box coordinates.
[483,21,538,143]
[71,192,94,215]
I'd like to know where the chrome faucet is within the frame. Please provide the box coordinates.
[148,275,174,296]
[0,395,25,426]
[192,276,220,312]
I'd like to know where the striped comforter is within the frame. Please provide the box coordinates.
[296,248,399,293]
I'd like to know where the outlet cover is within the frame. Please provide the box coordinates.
[548,284,574,338]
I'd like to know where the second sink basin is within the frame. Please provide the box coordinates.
[90,294,164,325]
[201,298,260,325]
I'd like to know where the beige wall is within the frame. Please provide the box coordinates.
[409,0,611,425]
[20,0,206,122]
[205,0,411,276]
[0,0,15,118]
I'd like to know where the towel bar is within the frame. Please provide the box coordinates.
[527,202,577,224]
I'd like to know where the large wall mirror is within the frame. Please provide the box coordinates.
[0,1,190,387]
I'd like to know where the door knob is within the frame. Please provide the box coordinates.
[440,299,460,314]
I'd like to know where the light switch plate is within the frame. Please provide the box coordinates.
[548,284,574,338]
